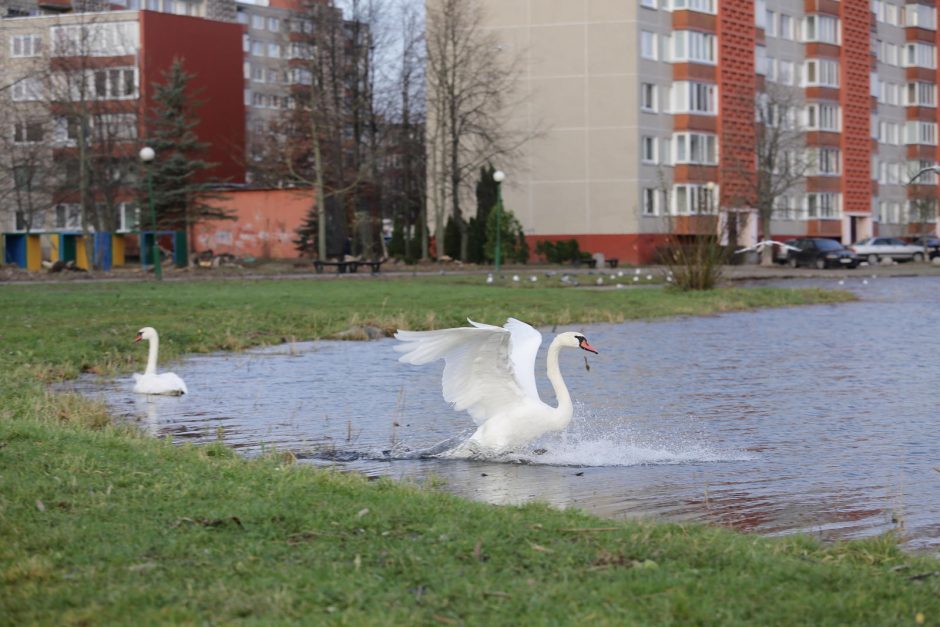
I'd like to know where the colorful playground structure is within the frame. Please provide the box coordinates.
[2,230,188,272]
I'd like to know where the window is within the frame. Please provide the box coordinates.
[909,160,939,185]
[905,4,936,30]
[672,81,717,114]
[755,46,768,76]
[755,0,766,28]
[55,204,82,229]
[641,136,658,164]
[87,68,137,100]
[906,121,938,145]
[641,31,657,60]
[11,34,41,57]
[879,121,901,145]
[671,0,716,13]
[267,17,280,31]
[640,0,657,7]
[805,193,840,219]
[243,33,250,53]
[773,195,796,220]
[119,204,139,232]
[673,132,718,165]
[251,14,264,29]
[805,103,841,131]
[641,83,657,112]
[672,31,716,64]
[266,68,279,84]
[672,184,718,214]
[778,14,794,39]
[51,22,139,57]
[885,2,899,26]
[267,42,281,58]
[13,120,43,143]
[777,60,794,85]
[880,41,900,66]
[905,42,936,69]
[804,59,839,87]
[11,77,43,101]
[162,0,174,13]
[803,15,840,45]
[251,65,264,82]
[251,41,264,56]
[642,188,660,215]
[765,10,776,36]
[906,82,936,107]
[812,148,841,175]
[236,11,248,24]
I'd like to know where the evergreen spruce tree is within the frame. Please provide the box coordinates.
[293,206,319,257]
[469,165,497,262]
[443,216,461,259]
[142,58,230,249]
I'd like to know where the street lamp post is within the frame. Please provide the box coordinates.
[493,170,505,273]
[138,146,161,280]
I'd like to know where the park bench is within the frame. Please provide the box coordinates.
[313,260,350,274]
[347,259,386,274]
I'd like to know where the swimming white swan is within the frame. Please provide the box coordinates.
[394,318,598,453]
[133,327,188,396]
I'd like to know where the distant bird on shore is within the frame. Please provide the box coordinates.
[734,240,802,255]
[394,318,598,453]
[133,327,188,396]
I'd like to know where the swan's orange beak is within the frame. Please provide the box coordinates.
[134,332,143,343]
[579,339,598,354]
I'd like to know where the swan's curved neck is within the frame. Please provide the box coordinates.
[546,338,573,422]
[145,334,159,375]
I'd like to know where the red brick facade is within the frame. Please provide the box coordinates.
[839,1,874,216]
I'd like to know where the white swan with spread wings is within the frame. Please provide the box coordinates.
[394,318,598,453]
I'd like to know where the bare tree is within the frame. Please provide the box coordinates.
[425,0,527,260]
[0,104,55,234]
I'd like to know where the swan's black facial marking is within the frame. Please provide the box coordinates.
[576,335,598,354]
[134,332,143,343]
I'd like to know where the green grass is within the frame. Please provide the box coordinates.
[6,277,937,625]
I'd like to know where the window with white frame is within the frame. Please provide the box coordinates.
[673,132,718,165]
[11,34,42,57]
[236,11,248,24]
[805,192,840,219]
[251,41,264,56]
[641,83,657,112]
[242,33,250,53]
[642,136,658,164]
[811,147,841,175]
[755,46,768,76]
[51,22,139,57]
[905,42,937,69]
[89,67,137,100]
[250,14,264,29]
[672,30,716,64]
[880,41,900,66]
[640,0,657,8]
[55,204,82,229]
[267,16,280,31]
[11,77,43,101]
[885,2,900,26]
[905,4,937,30]
[879,120,901,144]
[119,203,139,232]
[779,14,794,39]
[773,195,797,220]
[805,103,841,131]
[777,60,794,85]
[802,15,840,45]
[267,43,281,58]
[804,59,839,87]
[671,81,717,114]
[266,68,279,84]
[907,198,937,223]
[671,0,715,13]
[641,31,657,60]
[755,0,766,28]
[906,81,937,107]
[765,9,776,36]
[906,120,938,145]
[251,65,264,82]
[12,120,42,143]
[672,184,718,214]
[642,188,661,215]
[909,160,939,184]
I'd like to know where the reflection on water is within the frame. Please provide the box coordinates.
[66,275,940,552]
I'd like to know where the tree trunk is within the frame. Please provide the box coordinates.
[760,210,774,266]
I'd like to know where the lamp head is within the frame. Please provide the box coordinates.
[139,147,155,163]
[493,170,505,183]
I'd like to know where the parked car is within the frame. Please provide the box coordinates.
[911,236,940,260]
[849,237,926,264]
[785,238,860,269]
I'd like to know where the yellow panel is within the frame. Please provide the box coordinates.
[75,238,89,270]
[49,235,60,262]
[26,234,41,272]
[112,234,125,267]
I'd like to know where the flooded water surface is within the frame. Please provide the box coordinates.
[70,276,940,552]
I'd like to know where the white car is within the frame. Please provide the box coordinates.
[849,237,926,264]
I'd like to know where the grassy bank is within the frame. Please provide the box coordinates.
[6,277,938,625]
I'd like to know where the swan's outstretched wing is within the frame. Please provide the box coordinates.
[394,319,543,425]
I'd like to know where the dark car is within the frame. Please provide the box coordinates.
[785,238,859,269]
[911,236,940,260]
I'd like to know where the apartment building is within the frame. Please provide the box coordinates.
[479,0,940,264]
